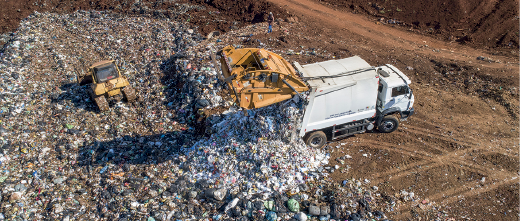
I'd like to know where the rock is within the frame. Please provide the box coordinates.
[9,192,22,201]
[373,210,385,218]
[287,198,300,212]
[264,200,274,211]
[349,213,361,221]
[14,184,27,193]
[266,211,277,221]
[330,204,341,219]
[53,177,65,184]
[320,205,330,215]
[196,99,210,108]
[188,190,197,198]
[205,188,226,201]
[298,183,309,192]
[309,204,320,216]
[319,214,330,221]
[53,203,63,214]
[295,212,307,221]
[224,198,239,212]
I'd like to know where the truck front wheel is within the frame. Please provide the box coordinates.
[378,115,399,133]
[305,131,327,149]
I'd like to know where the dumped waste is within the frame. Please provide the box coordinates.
[0,7,435,221]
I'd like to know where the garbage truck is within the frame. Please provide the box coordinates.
[218,46,415,148]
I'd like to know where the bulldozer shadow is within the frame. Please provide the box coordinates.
[73,132,190,169]
[51,82,135,112]
[65,53,214,174]
[50,82,99,112]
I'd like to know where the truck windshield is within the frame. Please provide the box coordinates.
[391,86,409,97]
[93,63,118,83]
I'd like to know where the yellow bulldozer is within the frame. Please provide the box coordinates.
[77,60,137,111]
[217,45,309,109]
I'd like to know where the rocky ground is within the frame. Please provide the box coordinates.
[0,0,518,220]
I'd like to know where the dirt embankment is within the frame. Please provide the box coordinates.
[318,0,519,52]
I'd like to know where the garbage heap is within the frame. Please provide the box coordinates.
[0,9,402,221]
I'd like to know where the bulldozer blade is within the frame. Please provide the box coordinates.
[210,48,224,81]
[218,45,309,109]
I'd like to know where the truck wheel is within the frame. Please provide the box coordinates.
[122,86,136,102]
[305,131,327,149]
[378,115,399,133]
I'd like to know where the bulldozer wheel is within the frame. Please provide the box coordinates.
[94,95,109,112]
[122,86,136,102]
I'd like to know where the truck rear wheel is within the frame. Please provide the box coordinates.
[305,131,327,149]
[378,115,399,133]
[122,86,136,102]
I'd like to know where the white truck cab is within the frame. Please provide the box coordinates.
[375,65,415,132]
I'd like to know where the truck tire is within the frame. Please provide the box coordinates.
[378,115,399,133]
[305,131,327,149]
[122,86,136,102]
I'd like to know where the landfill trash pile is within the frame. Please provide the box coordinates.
[0,9,439,221]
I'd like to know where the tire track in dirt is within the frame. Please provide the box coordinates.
[362,129,517,179]
[356,133,517,219]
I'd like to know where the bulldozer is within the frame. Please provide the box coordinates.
[77,60,137,111]
[217,45,309,109]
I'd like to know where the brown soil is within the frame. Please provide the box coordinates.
[318,0,519,51]
[1,0,518,220]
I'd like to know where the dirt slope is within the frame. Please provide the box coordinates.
[318,0,519,51]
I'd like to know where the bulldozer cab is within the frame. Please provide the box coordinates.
[92,62,119,83]
[77,60,121,86]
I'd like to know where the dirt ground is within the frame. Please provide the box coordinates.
[1,0,518,220]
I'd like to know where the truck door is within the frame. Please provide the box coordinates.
[387,85,410,111]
